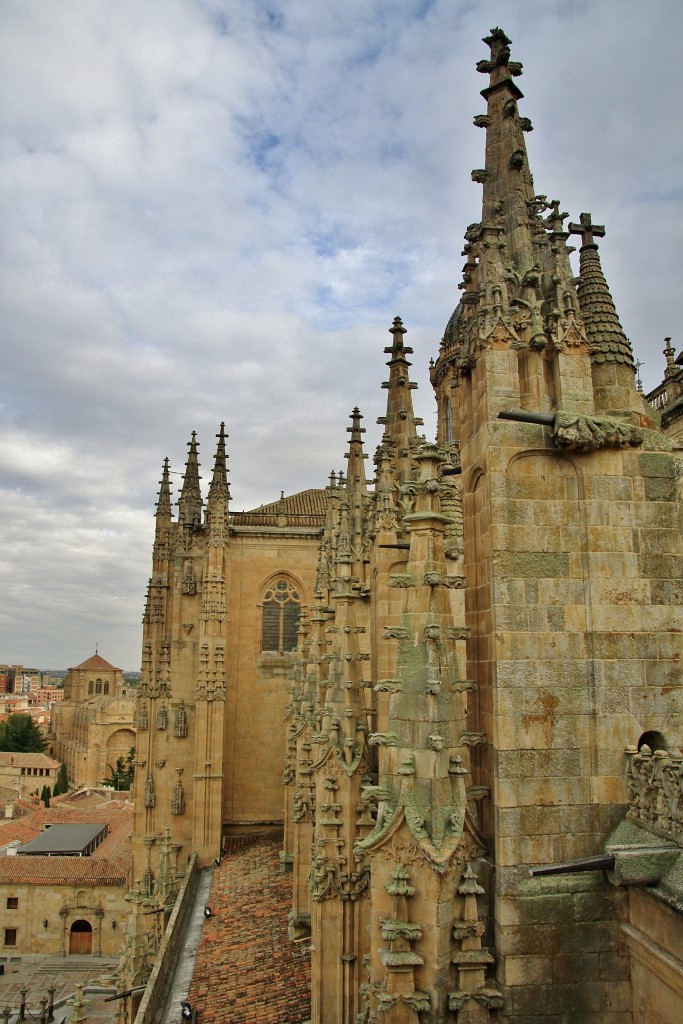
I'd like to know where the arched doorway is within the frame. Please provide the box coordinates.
[69,919,92,954]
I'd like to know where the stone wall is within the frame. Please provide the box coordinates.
[133,854,200,1024]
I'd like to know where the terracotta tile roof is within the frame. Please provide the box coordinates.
[70,653,121,672]
[0,752,61,769]
[233,489,327,527]
[0,818,41,847]
[0,798,133,877]
[189,835,311,1023]
[0,856,127,886]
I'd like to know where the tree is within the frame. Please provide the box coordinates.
[0,714,47,753]
[102,747,135,791]
[52,763,69,797]
[40,785,51,807]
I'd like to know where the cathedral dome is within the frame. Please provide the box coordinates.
[442,301,464,351]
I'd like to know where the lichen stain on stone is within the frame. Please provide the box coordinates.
[522,690,559,745]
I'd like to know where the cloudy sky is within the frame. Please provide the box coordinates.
[1,0,681,670]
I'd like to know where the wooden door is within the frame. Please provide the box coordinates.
[69,921,92,954]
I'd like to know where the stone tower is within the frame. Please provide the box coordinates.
[132,25,682,1023]
[430,26,682,1019]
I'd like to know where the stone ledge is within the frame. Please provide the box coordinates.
[621,922,683,998]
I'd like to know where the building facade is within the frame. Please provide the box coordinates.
[0,793,132,957]
[52,654,136,790]
[0,753,61,799]
[130,28,682,1023]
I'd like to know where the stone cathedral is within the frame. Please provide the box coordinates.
[129,30,682,1024]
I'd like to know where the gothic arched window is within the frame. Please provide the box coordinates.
[88,682,93,695]
[95,679,102,695]
[103,682,109,695]
[261,579,301,653]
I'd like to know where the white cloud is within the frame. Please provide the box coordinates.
[0,0,680,667]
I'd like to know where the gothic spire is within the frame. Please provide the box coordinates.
[475,27,536,273]
[155,458,172,520]
[177,432,202,530]
[567,211,653,420]
[568,212,636,371]
[376,317,424,483]
[358,443,473,868]
[463,28,582,359]
[344,407,368,495]
[207,422,230,504]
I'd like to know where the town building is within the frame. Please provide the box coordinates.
[0,753,61,800]
[125,26,681,1024]
[0,790,132,957]
[52,654,136,790]
[0,665,41,695]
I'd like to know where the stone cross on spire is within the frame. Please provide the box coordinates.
[568,212,605,248]
[568,210,652,422]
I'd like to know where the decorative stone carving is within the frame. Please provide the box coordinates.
[143,775,155,809]
[181,560,197,595]
[625,747,683,840]
[389,573,416,589]
[141,867,154,897]
[171,779,185,816]
[552,412,644,452]
[449,862,502,1018]
[369,733,399,747]
[173,702,188,738]
[383,626,409,640]
[136,704,149,731]
[200,572,227,621]
[292,785,310,823]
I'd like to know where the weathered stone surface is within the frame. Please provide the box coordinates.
[125,26,683,1024]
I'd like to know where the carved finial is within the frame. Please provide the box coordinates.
[344,407,369,493]
[347,406,366,435]
[208,422,230,504]
[571,215,637,374]
[178,433,202,530]
[568,211,606,248]
[664,337,676,366]
[155,457,172,519]
[481,27,511,67]
[478,27,522,77]
[543,199,568,233]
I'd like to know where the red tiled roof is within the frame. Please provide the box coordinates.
[230,486,328,528]
[189,835,311,1024]
[0,818,41,846]
[239,488,327,519]
[0,797,133,879]
[70,654,121,672]
[0,752,61,769]
[0,856,127,886]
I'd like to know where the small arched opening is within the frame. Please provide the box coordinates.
[637,730,668,753]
